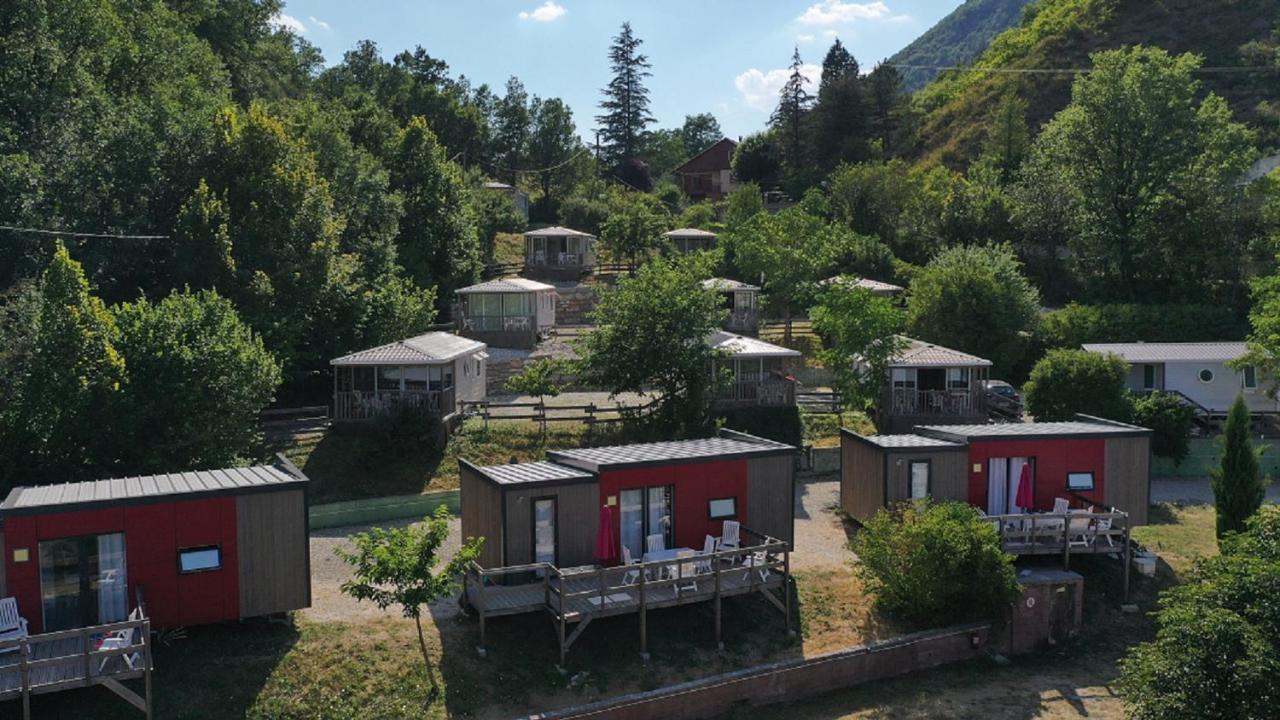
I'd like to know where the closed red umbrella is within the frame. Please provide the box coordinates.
[594,504,617,565]
[1014,463,1034,510]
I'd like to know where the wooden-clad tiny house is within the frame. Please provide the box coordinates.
[841,416,1152,525]
[460,430,797,570]
[0,460,311,633]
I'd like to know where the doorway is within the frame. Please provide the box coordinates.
[39,533,128,632]
[986,457,1035,515]
[532,498,557,566]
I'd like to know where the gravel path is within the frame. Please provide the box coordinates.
[1151,476,1280,504]
[305,474,854,620]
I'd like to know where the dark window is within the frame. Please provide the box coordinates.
[178,545,222,574]
[1142,364,1157,390]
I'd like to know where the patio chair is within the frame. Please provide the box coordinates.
[1067,514,1096,548]
[97,608,144,673]
[0,597,28,653]
[719,520,741,551]
[1096,514,1116,548]
[645,534,665,554]
[695,535,716,575]
[1052,497,1070,515]
[740,550,771,583]
[620,546,641,586]
[675,550,699,594]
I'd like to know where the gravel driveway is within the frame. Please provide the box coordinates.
[1151,476,1280,504]
[306,473,854,620]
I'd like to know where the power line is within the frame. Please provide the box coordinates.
[479,146,592,176]
[0,224,169,240]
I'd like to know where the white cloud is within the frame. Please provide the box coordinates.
[269,12,306,34]
[309,15,330,31]
[823,29,839,39]
[797,34,816,44]
[796,1,906,26]
[734,63,822,112]
[518,1,567,22]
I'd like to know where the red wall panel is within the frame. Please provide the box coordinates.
[966,439,1107,513]
[2,496,241,632]
[599,459,748,555]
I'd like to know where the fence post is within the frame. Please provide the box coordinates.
[81,628,91,684]
[639,562,648,662]
[143,618,154,719]
[714,548,723,650]
[20,635,30,720]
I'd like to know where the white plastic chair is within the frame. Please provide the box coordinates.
[695,535,716,575]
[620,546,641,586]
[720,520,741,551]
[96,608,144,673]
[645,534,665,554]
[1052,497,1070,515]
[675,550,699,594]
[741,550,770,583]
[0,597,28,653]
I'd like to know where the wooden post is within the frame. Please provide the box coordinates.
[1062,515,1071,570]
[20,634,30,720]
[558,572,567,667]
[714,549,723,650]
[639,561,649,662]
[143,619,153,720]
[332,369,338,421]
[1123,520,1132,603]
[81,628,91,684]
[784,547,793,638]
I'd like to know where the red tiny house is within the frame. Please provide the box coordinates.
[0,462,311,635]
[965,438,1108,514]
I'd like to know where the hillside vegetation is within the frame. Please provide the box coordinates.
[912,0,1280,165]
[889,0,1036,93]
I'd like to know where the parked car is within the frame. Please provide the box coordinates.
[983,379,1022,412]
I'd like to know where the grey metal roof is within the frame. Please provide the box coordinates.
[821,276,905,295]
[331,332,486,366]
[475,461,594,486]
[456,277,555,294]
[665,228,717,239]
[709,331,801,359]
[1082,342,1247,363]
[916,418,1149,441]
[889,337,992,368]
[548,434,794,471]
[483,181,515,190]
[701,277,759,292]
[524,226,594,238]
[1,464,306,514]
[859,433,965,449]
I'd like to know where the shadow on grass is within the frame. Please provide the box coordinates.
[25,620,300,720]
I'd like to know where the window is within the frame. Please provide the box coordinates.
[946,368,970,390]
[532,498,556,566]
[178,545,221,574]
[1142,364,1157,390]
[1066,472,1095,491]
[708,498,737,520]
[1198,368,1215,384]
[891,368,917,390]
[909,461,930,499]
[1243,365,1258,390]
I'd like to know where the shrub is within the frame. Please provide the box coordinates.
[1129,391,1196,465]
[853,500,1021,627]
[1023,349,1129,421]
[559,195,610,235]
[1037,303,1246,350]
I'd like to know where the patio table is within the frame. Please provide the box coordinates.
[643,548,695,582]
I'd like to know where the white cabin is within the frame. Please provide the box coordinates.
[455,277,556,350]
[331,332,487,422]
[1083,342,1276,415]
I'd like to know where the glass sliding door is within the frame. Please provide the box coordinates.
[533,498,557,566]
[646,486,674,550]
[619,489,644,562]
[39,533,128,632]
[619,486,677,560]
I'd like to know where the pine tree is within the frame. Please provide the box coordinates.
[1212,394,1266,541]
[770,46,812,177]
[596,22,654,166]
[867,62,907,155]
[981,91,1030,185]
[814,39,869,171]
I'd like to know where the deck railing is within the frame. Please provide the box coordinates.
[465,528,792,663]
[0,615,153,718]
[334,387,455,421]
[458,314,536,333]
[715,379,796,406]
[725,308,758,333]
[890,388,982,416]
[984,509,1134,599]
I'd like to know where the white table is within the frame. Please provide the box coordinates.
[642,548,694,563]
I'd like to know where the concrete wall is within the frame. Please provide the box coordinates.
[524,623,991,720]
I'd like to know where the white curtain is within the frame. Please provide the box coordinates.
[97,533,128,623]
[1008,457,1031,514]
[986,458,1008,515]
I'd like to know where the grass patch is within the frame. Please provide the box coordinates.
[1131,503,1219,577]
[282,418,631,504]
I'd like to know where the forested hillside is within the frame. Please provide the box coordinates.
[911,0,1280,165]
[888,0,1036,93]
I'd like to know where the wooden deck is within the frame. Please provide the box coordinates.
[987,510,1134,599]
[465,531,793,663]
[0,616,152,718]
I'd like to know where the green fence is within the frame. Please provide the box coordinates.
[1152,437,1280,477]
[309,489,460,530]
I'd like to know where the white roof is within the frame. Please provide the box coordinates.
[524,226,594,238]
[331,332,486,366]
[889,337,992,368]
[822,276,904,294]
[665,228,717,239]
[1082,342,1248,363]
[456,277,555,294]
[709,331,801,359]
[483,181,515,190]
[701,277,759,292]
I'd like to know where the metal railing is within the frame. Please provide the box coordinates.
[891,388,982,416]
[334,387,456,421]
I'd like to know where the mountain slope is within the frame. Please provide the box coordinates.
[889,0,1037,93]
[910,0,1280,167]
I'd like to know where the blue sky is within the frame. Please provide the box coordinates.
[274,1,963,140]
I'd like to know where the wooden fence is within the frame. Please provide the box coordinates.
[461,397,661,429]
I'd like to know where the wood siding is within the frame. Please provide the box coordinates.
[1104,436,1151,525]
[746,454,795,544]
[460,463,505,568]
[841,434,886,522]
[0,532,6,598]
[503,482,599,568]
[884,450,968,504]
[236,490,310,617]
